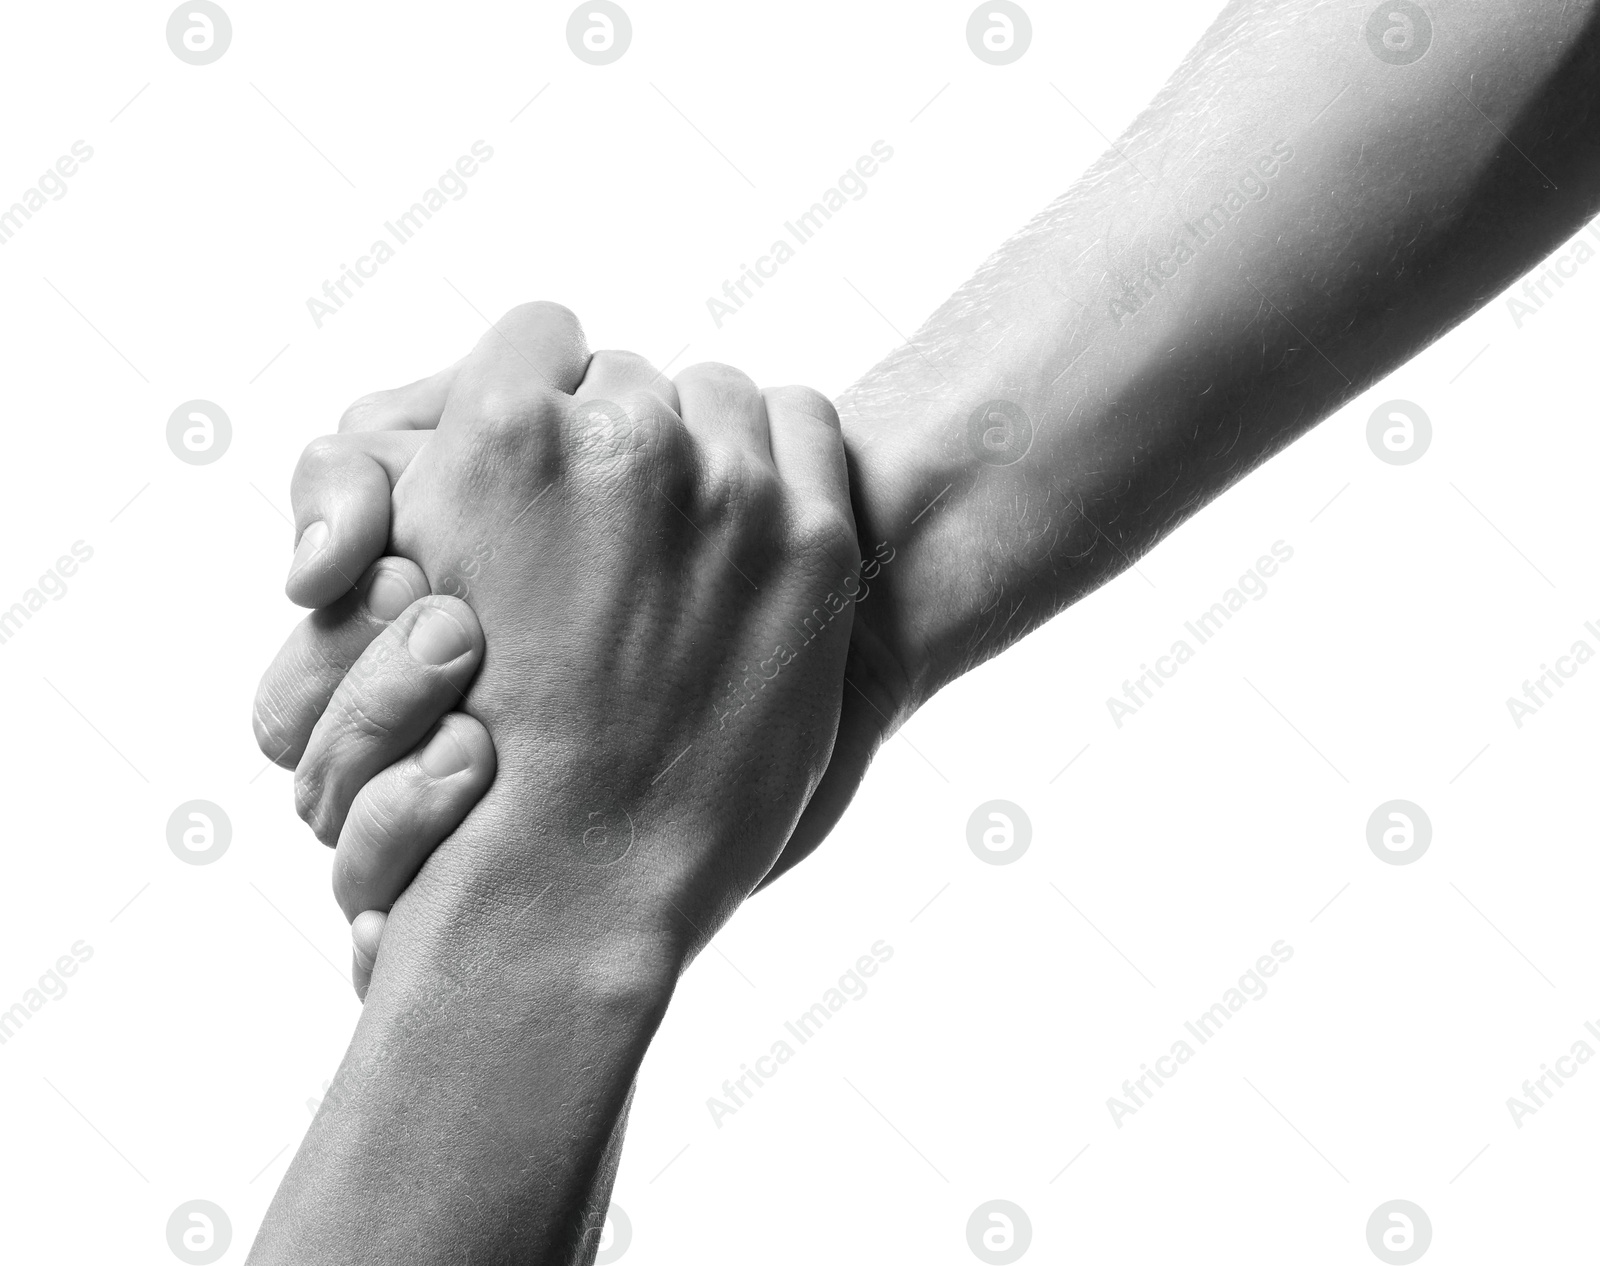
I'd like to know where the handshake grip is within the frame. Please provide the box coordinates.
[259,305,888,1004]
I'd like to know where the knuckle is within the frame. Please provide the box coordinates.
[581,392,694,495]
[567,396,638,469]
[339,371,450,433]
[619,392,686,447]
[626,395,688,457]
[504,299,578,328]
[679,360,756,394]
[252,690,298,768]
[294,434,347,482]
[298,634,366,700]
[466,381,554,440]
[695,443,755,518]
[790,504,857,559]
[677,360,761,417]
[457,382,565,477]
[588,348,656,379]
[293,768,337,847]
[700,443,779,525]
[337,390,392,431]
[336,693,398,744]
[766,384,841,430]
[352,785,406,852]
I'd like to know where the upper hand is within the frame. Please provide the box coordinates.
[255,303,868,988]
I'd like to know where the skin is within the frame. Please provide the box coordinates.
[252,0,1600,1259]
[250,307,859,1264]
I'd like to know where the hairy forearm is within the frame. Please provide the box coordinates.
[253,4,1600,1250]
[840,0,1600,712]
[250,846,679,1266]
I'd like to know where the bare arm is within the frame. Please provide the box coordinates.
[249,322,862,1263]
[790,0,1600,864]
[262,3,1600,879]
[250,7,1600,1253]
[850,0,1600,703]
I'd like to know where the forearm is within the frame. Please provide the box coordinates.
[249,851,678,1266]
[840,0,1600,711]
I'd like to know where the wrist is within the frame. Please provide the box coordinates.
[838,390,960,713]
[253,860,677,1266]
[838,350,1062,710]
[378,850,685,1023]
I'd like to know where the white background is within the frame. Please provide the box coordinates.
[1,1,1595,1262]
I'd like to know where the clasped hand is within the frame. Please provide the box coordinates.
[254,302,869,994]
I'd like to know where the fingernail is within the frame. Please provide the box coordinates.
[418,724,471,777]
[351,910,385,972]
[366,568,418,621]
[290,521,330,577]
[408,606,471,665]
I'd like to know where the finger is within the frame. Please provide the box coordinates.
[437,303,593,449]
[338,363,461,433]
[763,385,851,513]
[673,362,773,460]
[333,713,496,923]
[576,349,682,415]
[255,556,431,769]
[351,909,386,1001]
[295,596,484,846]
[288,430,432,607]
[467,300,591,396]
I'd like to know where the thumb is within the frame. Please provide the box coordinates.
[286,430,430,607]
[351,909,386,1002]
